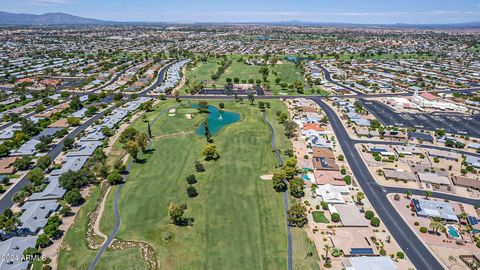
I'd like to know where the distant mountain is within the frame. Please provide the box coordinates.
[254,20,480,29]
[0,11,104,24]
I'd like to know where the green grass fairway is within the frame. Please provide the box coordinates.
[57,186,148,270]
[60,100,319,270]
[184,58,219,85]
[312,211,329,223]
[291,228,321,270]
[99,101,290,269]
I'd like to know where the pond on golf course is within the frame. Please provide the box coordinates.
[192,104,240,136]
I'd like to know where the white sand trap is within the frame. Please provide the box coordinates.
[279,92,288,95]
[260,174,273,180]
[168,108,176,113]
[168,113,175,117]
[185,114,192,119]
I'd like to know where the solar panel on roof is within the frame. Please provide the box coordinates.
[468,216,478,225]
[350,248,374,255]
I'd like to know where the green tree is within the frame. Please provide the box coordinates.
[107,171,123,185]
[44,223,60,238]
[168,202,188,226]
[25,167,44,186]
[64,188,83,206]
[67,117,81,126]
[370,217,381,227]
[13,156,31,171]
[135,133,149,153]
[124,140,140,161]
[331,213,341,223]
[36,156,51,170]
[119,127,139,144]
[0,144,9,157]
[355,192,365,205]
[36,234,50,247]
[287,203,308,228]
[186,186,198,197]
[272,170,287,192]
[202,144,219,160]
[186,174,197,185]
[69,95,83,111]
[147,121,152,138]
[247,92,255,105]
[289,178,305,198]
[63,137,75,150]
[364,210,375,220]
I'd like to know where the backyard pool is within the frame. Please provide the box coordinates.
[447,225,461,239]
[193,104,240,136]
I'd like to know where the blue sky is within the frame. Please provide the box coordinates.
[3,0,480,24]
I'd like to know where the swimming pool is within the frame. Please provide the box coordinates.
[447,225,460,239]
[302,175,311,181]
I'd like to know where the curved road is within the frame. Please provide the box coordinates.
[311,97,444,270]
[262,111,293,270]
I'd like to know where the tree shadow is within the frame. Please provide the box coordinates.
[135,158,148,164]
[144,148,155,154]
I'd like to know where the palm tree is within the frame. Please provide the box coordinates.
[323,244,331,260]
[429,220,444,234]
[310,184,318,198]
[405,191,412,199]
[424,191,432,199]
[355,192,365,205]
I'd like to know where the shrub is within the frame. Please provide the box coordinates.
[107,171,123,185]
[476,241,480,249]
[331,213,340,223]
[396,251,405,259]
[420,227,428,233]
[321,201,328,210]
[414,221,419,226]
[364,210,375,220]
[340,168,346,175]
[343,175,352,185]
[370,217,380,227]
[379,249,386,256]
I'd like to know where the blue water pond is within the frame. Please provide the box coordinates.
[192,105,240,136]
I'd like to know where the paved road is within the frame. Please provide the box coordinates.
[353,139,480,158]
[317,64,365,95]
[310,97,444,270]
[138,61,177,97]
[262,111,292,270]
[0,105,114,212]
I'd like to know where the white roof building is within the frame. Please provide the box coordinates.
[315,184,350,204]
[343,256,397,270]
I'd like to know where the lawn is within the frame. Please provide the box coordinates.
[312,211,329,223]
[98,100,290,269]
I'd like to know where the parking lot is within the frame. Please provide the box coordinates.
[361,100,480,137]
